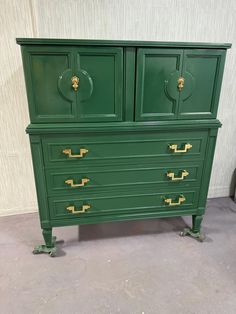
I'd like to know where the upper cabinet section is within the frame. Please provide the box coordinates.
[135,48,227,121]
[20,45,123,123]
[17,39,230,123]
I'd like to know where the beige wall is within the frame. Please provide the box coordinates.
[1,0,236,216]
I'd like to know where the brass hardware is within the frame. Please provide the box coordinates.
[71,76,79,91]
[65,178,90,187]
[66,204,91,214]
[169,143,192,153]
[63,148,88,158]
[167,170,189,181]
[177,77,185,91]
[164,195,186,206]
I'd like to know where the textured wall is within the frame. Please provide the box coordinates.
[0,0,37,216]
[1,0,236,216]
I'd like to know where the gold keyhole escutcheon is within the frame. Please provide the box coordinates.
[71,76,79,91]
[177,77,185,92]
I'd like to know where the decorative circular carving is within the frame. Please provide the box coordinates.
[58,68,75,101]
[77,69,93,102]
[180,70,195,101]
[164,70,181,101]
[57,68,93,102]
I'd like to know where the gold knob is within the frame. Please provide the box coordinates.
[71,76,79,91]
[177,77,185,91]
[62,148,88,158]
[167,170,189,181]
[169,143,192,153]
[164,195,186,206]
[66,204,90,214]
[65,178,90,187]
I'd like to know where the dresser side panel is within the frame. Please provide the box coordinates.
[29,135,50,228]
[197,128,219,214]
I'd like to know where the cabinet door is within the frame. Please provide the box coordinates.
[22,46,77,123]
[75,47,123,122]
[178,49,226,119]
[135,49,183,121]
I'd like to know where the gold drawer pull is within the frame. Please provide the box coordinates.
[63,148,88,158]
[164,195,186,206]
[65,178,90,187]
[71,76,79,91]
[169,143,192,153]
[66,204,90,214]
[177,77,185,91]
[167,170,189,181]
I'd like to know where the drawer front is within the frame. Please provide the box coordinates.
[46,162,203,196]
[48,189,199,220]
[43,130,208,167]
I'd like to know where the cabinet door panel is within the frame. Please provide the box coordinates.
[76,47,123,122]
[22,47,76,122]
[179,49,226,118]
[135,49,183,121]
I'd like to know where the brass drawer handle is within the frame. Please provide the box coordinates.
[177,77,185,91]
[164,195,186,206]
[63,148,88,158]
[167,170,189,181]
[65,178,90,187]
[66,204,90,214]
[71,76,79,91]
[169,143,192,153]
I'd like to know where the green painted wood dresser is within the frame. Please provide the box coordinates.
[16,38,231,256]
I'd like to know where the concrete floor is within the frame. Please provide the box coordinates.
[1,198,236,314]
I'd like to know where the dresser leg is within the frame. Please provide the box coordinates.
[33,228,57,257]
[180,215,205,242]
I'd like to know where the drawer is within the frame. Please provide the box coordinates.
[48,189,199,220]
[45,162,203,196]
[42,130,208,167]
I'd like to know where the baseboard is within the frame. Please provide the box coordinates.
[0,207,37,217]
[208,186,230,198]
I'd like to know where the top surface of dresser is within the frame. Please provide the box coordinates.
[16,38,231,48]
[17,38,231,124]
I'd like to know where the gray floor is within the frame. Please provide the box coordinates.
[1,198,236,314]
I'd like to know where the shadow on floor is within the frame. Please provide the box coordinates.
[78,216,189,241]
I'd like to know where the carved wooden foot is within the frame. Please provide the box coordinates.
[180,215,205,242]
[180,228,205,242]
[33,228,57,257]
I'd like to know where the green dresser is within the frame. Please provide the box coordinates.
[17,38,231,256]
